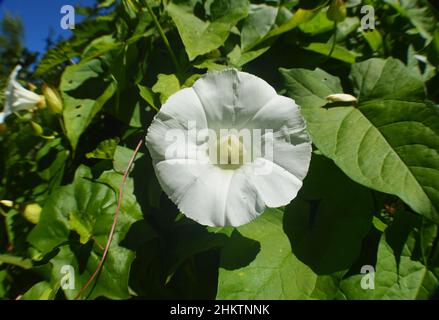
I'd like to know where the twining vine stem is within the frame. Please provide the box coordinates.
[143,0,182,76]
[75,138,144,300]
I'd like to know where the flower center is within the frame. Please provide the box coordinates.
[210,133,248,169]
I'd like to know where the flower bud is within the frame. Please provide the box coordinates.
[42,84,63,114]
[23,203,42,224]
[0,200,14,207]
[326,93,357,104]
[30,121,44,136]
[327,0,347,22]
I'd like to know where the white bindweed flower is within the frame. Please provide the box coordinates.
[146,69,312,227]
[0,65,45,124]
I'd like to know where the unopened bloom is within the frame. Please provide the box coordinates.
[42,83,63,114]
[327,0,347,22]
[326,93,357,104]
[146,69,312,227]
[0,65,45,124]
[23,203,42,224]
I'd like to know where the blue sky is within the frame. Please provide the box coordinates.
[0,0,96,54]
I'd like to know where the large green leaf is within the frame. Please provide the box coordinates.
[284,155,374,274]
[240,4,278,51]
[280,57,439,224]
[338,212,439,299]
[60,59,117,150]
[167,0,249,60]
[27,166,142,299]
[216,209,342,299]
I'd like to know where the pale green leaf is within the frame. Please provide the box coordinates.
[152,73,181,104]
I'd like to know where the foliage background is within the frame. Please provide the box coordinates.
[0,0,439,300]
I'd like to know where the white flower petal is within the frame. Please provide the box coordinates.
[155,159,265,226]
[146,115,206,162]
[234,71,277,128]
[245,95,306,133]
[193,69,237,130]
[159,87,207,129]
[3,65,41,117]
[146,88,208,162]
[193,69,277,130]
[154,159,213,204]
[0,112,8,124]
[10,82,41,111]
[246,158,303,208]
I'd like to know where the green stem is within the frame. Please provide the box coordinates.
[320,21,338,65]
[0,254,32,269]
[0,207,7,217]
[144,0,182,75]
[58,116,67,138]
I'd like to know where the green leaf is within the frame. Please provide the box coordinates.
[138,85,159,111]
[60,59,117,150]
[152,74,181,104]
[28,166,143,299]
[363,29,383,53]
[34,41,78,77]
[217,209,342,299]
[69,211,94,244]
[86,138,120,160]
[240,4,278,51]
[299,9,334,35]
[227,44,271,67]
[21,281,54,300]
[384,0,437,41]
[339,214,439,299]
[252,8,317,49]
[284,155,374,274]
[113,145,144,174]
[167,0,249,60]
[304,42,358,63]
[0,253,32,269]
[281,58,439,224]
[35,138,69,191]
[81,35,123,61]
